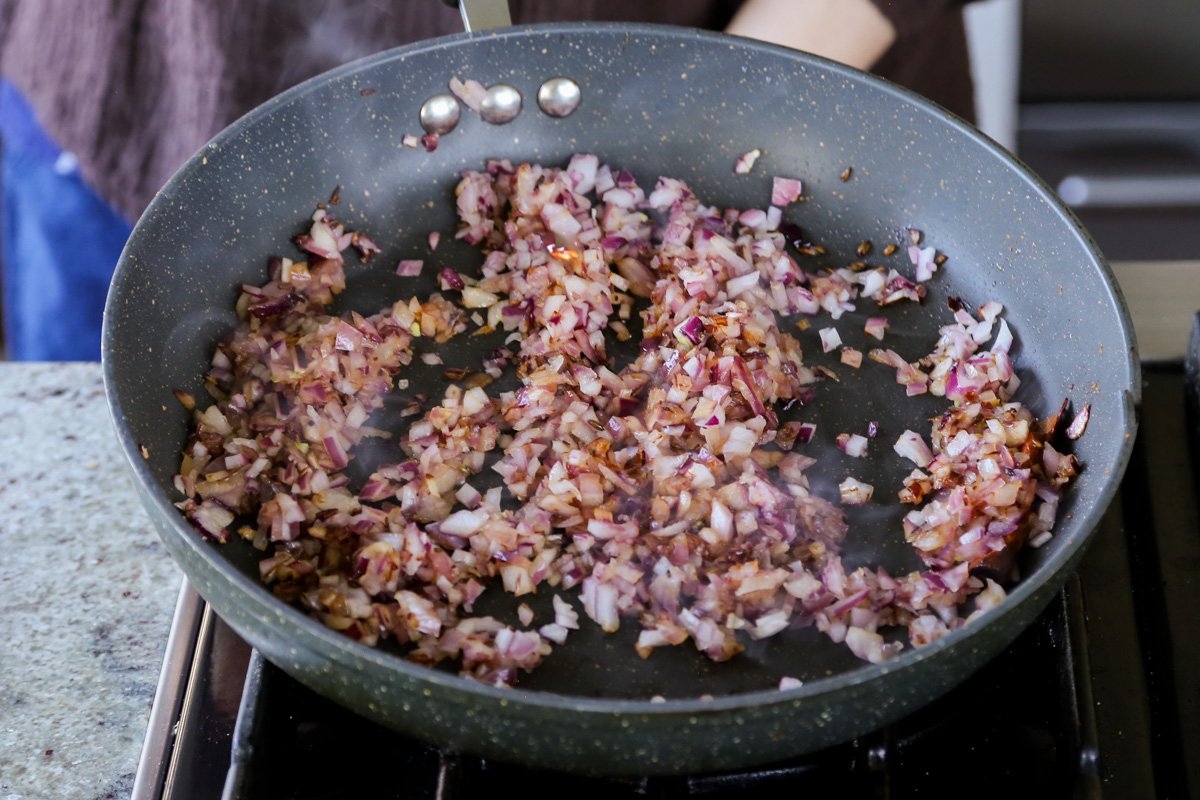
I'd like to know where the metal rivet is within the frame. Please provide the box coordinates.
[537,77,581,118]
[480,84,522,125]
[419,94,461,135]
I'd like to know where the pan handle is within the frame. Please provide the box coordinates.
[1057,174,1200,209]
[441,0,513,32]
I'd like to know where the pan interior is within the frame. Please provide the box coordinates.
[106,25,1137,702]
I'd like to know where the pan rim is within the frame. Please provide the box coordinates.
[103,21,1141,717]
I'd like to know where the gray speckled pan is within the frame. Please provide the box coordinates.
[103,24,1139,776]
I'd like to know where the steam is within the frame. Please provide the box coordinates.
[272,0,396,95]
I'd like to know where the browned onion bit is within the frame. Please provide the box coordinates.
[857,241,872,257]
[840,166,853,182]
[882,243,898,256]
[463,373,494,390]
[1040,397,1071,436]
[1066,404,1090,440]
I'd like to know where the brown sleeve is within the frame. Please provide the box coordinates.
[866,0,973,38]
[868,0,976,123]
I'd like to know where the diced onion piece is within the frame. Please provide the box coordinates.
[992,319,1013,353]
[673,316,705,348]
[440,509,488,535]
[733,148,762,174]
[894,430,934,467]
[845,627,888,664]
[449,76,486,112]
[539,623,569,644]
[726,272,760,297]
[838,477,874,505]
[771,177,803,206]
[819,327,842,353]
[837,433,869,458]
[461,287,500,308]
[795,423,817,445]
[1066,404,1090,440]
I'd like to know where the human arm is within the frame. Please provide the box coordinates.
[725,0,897,70]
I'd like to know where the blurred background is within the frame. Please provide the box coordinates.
[0,0,1197,362]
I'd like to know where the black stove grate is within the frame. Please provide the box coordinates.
[223,582,1093,800]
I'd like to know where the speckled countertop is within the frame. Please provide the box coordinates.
[0,363,182,800]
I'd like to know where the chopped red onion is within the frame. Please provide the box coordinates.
[733,148,762,174]
[439,267,465,290]
[176,161,1083,686]
[992,319,1013,353]
[864,317,888,340]
[894,430,934,467]
[738,208,768,231]
[449,76,487,112]
[908,245,938,282]
[838,477,874,506]
[726,272,761,297]
[837,433,869,458]
[542,202,582,237]
[673,316,706,348]
[396,259,424,277]
[1066,404,1090,440]
[772,177,803,206]
[819,326,842,353]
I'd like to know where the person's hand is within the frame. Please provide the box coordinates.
[726,0,897,70]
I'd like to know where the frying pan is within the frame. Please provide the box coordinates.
[102,18,1140,776]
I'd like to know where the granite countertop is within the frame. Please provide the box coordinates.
[0,363,182,800]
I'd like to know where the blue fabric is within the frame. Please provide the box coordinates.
[0,78,133,361]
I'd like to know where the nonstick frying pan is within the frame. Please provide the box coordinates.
[103,20,1140,776]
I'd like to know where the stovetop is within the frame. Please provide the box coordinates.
[131,355,1200,800]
